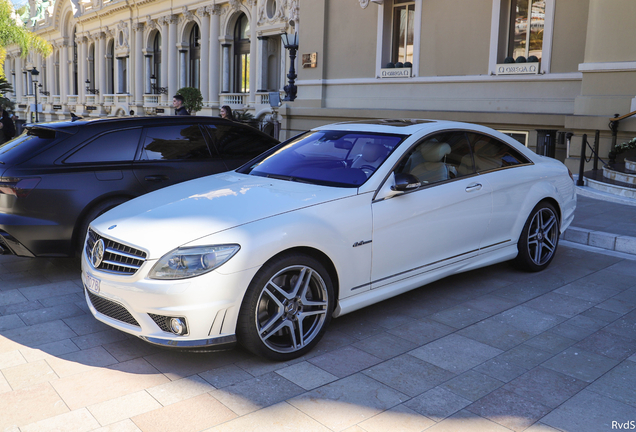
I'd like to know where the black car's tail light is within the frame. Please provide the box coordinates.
[0,177,41,198]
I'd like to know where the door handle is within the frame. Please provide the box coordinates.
[145,175,169,182]
[465,183,482,192]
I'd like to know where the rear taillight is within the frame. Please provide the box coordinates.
[0,178,41,198]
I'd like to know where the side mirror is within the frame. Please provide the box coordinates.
[392,172,421,192]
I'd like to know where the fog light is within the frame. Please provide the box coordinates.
[169,317,187,335]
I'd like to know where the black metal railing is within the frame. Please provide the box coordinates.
[577,131,607,186]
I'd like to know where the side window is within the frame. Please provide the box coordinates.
[207,125,276,160]
[467,133,529,173]
[396,131,472,185]
[141,125,211,160]
[65,128,142,163]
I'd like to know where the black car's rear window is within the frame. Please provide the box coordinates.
[0,128,61,165]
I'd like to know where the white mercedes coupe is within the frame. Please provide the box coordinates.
[81,120,576,360]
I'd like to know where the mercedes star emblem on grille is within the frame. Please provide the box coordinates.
[91,239,105,268]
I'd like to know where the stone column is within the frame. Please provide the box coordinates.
[249,1,258,104]
[222,43,231,93]
[14,55,22,102]
[257,36,269,92]
[197,7,210,104]
[179,49,187,89]
[134,23,144,104]
[144,54,152,94]
[209,6,221,107]
[60,40,69,102]
[168,14,178,97]
[159,16,170,102]
[97,33,106,102]
[79,36,88,100]
[46,50,55,95]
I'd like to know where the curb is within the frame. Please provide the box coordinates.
[561,226,636,255]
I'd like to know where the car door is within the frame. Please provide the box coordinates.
[370,131,493,290]
[465,132,535,250]
[133,123,228,193]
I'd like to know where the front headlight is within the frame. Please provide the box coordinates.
[148,244,240,280]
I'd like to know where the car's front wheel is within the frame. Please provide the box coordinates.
[237,253,334,361]
[514,201,560,272]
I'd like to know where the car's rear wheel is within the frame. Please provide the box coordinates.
[514,201,560,272]
[237,253,334,361]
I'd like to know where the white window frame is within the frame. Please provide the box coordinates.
[375,0,422,78]
[488,0,556,75]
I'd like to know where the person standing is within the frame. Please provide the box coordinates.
[220,105,234,120]
[0,106,16,144]
[173,95,190,116]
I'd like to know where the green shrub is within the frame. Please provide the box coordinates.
[176,87,203,114]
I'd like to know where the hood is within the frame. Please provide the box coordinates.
[92,172,355,258]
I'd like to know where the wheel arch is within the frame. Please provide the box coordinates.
[259,246,341,304]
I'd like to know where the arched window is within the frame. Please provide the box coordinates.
[189,24,200,88]
[233,13,250,93]
[153,32,162,87]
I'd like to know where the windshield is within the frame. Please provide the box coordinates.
[238,130,406,187]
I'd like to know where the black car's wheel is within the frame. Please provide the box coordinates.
[75,197,128,256]
[237,253,334,361]
[514,201,560,272]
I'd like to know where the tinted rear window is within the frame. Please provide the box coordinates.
[0,128,60,164]
[64,128,142,163]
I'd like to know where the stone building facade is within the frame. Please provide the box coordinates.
[6,0,636,171]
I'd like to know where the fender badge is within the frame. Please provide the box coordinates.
[108,225,117,230]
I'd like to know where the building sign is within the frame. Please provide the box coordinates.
[86,106,97,111]
[302,53,317,68]
[156,108,165,113]
[53,105,62,110]
[380,68,412,78]
[18,104,27,109]
[496,63,540,75]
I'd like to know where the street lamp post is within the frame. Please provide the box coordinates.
[281,31,299,102]
[30,67,39,123]
[150,75,167,94]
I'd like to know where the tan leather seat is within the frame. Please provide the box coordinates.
[410,143,451,183]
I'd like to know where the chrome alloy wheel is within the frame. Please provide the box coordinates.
[255,265,329,354]
[526,207,559,266]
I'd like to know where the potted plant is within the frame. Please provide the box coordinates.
[176,87,203,115]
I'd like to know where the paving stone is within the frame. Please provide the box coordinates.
[604,313,636,341]
[441,370,504,401]
[495,306,565,335]
[87,390,162,426]
[63,314,111,336]
[420,409,512,432]
[275,361,338,391]
[101,339,162,363]
[429,305,491,329]
[473,358,528,383]
[330,314,384,340]
[211,372,305,416]
[541,389,636,432]
[0,289,28,307]
[139,348,247,381]
[542,347,619,383]
[199,364,254,389]
[352,331,417,360]
[405,386,471,421]
[457,318,533,350]
[38,292,85,308]
[574,330,636,360]
[523,332,577,355]
[357,404,435,432]
[461,294,518,315]
[580,306,624,323]
[0,349,27,369]
[146,375,214,406]
[0,314,26,331]
[467,388,551,432]
[409,334,502,374]
[362,353,455,397]
[386,318,455,346]
[0,383,70,430]
[503,367,587,408]
[0,301,42,316]
[490,344,553,371]
[307,346,382,378]
[18,281,83,302]
[20,339,80,362]
[2,360,59,390]
[2,320,77,346]
[18,303,85,326]
[19,408,100,432]
[288,373,408,431]
[587,361,636,407]
[554,281,623,303]
[523,292,594,318]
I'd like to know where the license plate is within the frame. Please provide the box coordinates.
[85,272,101,294]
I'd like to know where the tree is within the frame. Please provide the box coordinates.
[176,87,203,115]
[0,76,15,113]
[0,0,52,78]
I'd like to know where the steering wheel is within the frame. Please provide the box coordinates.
[360,164,376,177]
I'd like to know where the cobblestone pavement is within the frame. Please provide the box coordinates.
[1,241,635,432]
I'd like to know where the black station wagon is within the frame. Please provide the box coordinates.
[0,116,278,257]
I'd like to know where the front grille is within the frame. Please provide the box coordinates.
[148,313,189,334]
[86,289,140,327]
[86,229,147,275]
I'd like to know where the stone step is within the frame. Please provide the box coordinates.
[626,158,636,171]
[585,175,636,199]
[602,165,636,185]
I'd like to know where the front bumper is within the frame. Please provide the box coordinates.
[81,247,255,349]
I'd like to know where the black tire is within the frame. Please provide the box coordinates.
[75,197,128,257]
[513,201,560,272]
[237,253,334,361]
